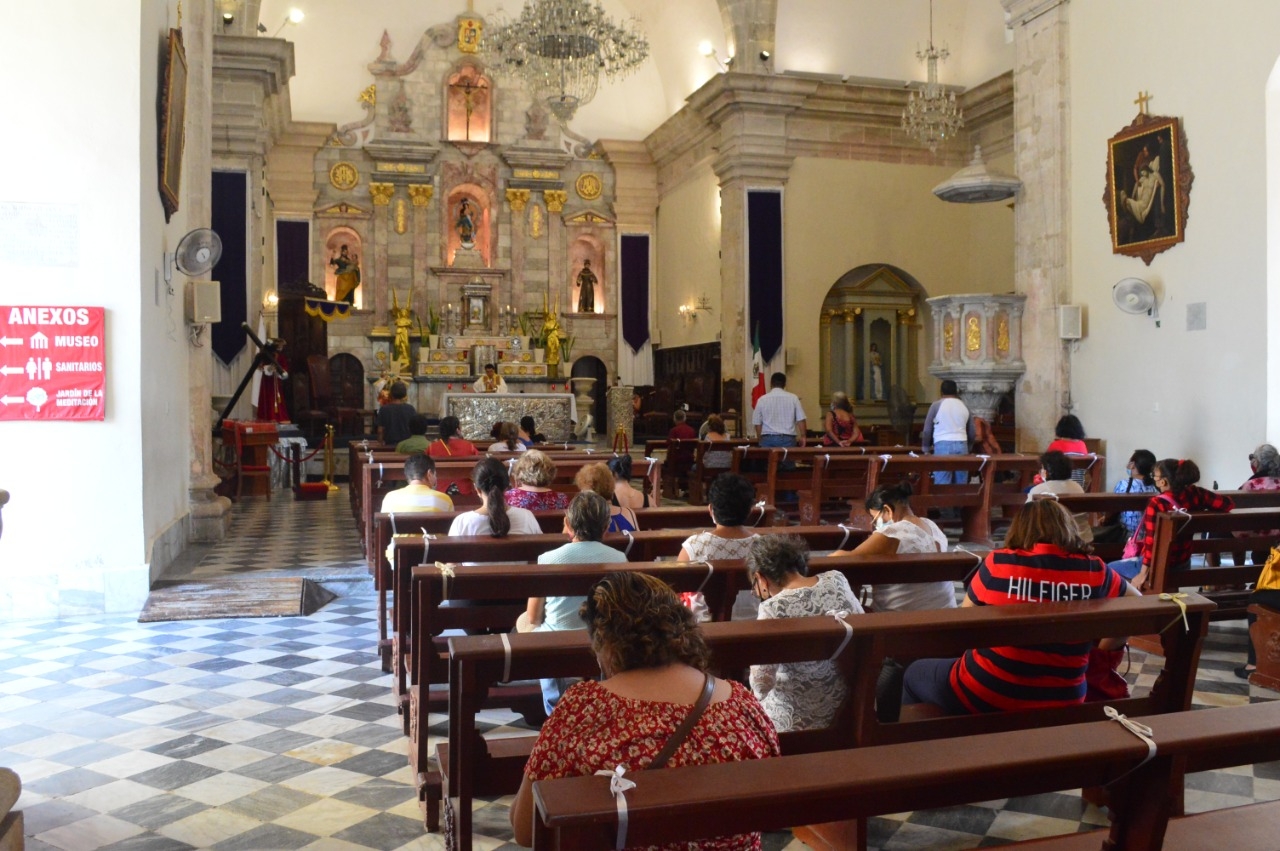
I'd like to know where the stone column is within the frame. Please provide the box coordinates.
[544,189,568,314]
[187,0,231,542]
[408,184,434,314]
[369,182,395,321]
[714,0,778,75]
[506,189,530,312]
[1002,0,1071,450]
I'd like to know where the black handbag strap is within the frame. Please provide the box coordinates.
[648,673,715,771]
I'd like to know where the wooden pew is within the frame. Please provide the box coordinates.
[533,697,1278,851]
[370,505,770,672]
[728,446,918,513]
[688,438,754,504]
[1248,602,1280,691]
[1143,508,1280,612]
[394,524,869,710]
[431,553,978,842]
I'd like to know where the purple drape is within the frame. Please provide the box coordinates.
[747,191,783,363]
[620,234,650,353]
[276,220,309,289]
[211,171,248,366]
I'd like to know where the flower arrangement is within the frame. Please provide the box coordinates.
[417,305,441,345]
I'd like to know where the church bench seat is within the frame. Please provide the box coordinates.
[532,696,1275,851]
[1247,603,1280,691]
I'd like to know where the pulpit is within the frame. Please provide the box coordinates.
[222,420,278,500]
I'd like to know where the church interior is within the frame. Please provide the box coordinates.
[2,0,1280,848]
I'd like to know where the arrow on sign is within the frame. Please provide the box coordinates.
[0,365,23,376]
[0,395,23,405]
[0,338,22,347]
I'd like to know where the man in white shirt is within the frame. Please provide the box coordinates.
[380,453,454,513]
[921,379,974,484]
[473,363,508,394]
[752,372,807,448]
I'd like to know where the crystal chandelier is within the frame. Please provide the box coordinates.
[901,0,963,153]
[487,0,650,124]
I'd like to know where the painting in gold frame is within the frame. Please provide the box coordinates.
[1102,114,1193,265]
[158,28,188,222]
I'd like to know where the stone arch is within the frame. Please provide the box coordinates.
[818,264,927,418]
[322,226,364,308]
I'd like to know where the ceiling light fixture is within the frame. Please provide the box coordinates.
[271,7,305,38]
[901,0,964,153]
[489,0,650,125]
[698,40,728,72]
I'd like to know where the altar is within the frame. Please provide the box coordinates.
[441,392,575,442]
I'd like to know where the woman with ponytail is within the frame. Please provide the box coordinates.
[447,457,541,537]
[1107,457,1234,589]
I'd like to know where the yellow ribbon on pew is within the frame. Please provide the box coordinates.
[593,765,636,850]
[1103,706,1157,775]
[435,560,455,600]
[1158,592,1190,633]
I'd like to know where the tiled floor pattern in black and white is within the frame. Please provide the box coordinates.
[1,485,1276,850]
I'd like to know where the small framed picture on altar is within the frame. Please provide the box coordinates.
[466,296,486,329]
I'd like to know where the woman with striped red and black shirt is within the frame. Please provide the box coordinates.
[902,499,1139,715]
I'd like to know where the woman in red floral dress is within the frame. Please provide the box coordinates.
[510,571,780,849]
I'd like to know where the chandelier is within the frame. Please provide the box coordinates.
[487,0,650,124]
[901,0,963,153]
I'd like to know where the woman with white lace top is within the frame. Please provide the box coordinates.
[677,473,759,562]
[830,481,956,612]
[747,535,862,732]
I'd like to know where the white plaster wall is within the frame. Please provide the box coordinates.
[0,0,160,617]
[1068,0,1280,488]
[782,157,1014,413]
[655,164,722,351]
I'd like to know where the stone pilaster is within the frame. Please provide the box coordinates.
[187,0,230,542]
[544,190,568,315]
[1002,0,1071,451]
[715,0,777,75]
[369,182,395,320]
[506,189,530,312]
[409,185,433,316]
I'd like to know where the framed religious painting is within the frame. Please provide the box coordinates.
[1102,113,1193,265]
[158,28,188,223]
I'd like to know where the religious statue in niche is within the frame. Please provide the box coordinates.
[868,342,885,400]
[390,289,414,373]
[329,245,361,304]
[575,260,597,313]
[456,198,477,248]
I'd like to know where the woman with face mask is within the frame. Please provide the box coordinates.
[829,482,956,613]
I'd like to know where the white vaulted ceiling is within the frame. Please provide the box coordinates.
[257,0,1012,142]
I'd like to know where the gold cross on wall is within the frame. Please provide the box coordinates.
[1134,91,1152,115]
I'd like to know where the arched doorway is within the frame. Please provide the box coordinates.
[571,355,609,433]
[818,264,927,425]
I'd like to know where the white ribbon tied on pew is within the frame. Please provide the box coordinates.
[975,454,990,472]
[693,561,713,593]
[749,500,767,527]
[826,611,854,660]
[1103,706,1157,776]
[377,462,384,486]
[644,457,658,478]
[594,765,636,850]
[1159,592,1190,632]
[878,454,893,471]
[837,524,856,552]
[622,530,635,557]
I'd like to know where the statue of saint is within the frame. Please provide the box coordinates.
[329,245,361,304]
[390,289,414,374]
[575,260,597,313]
[542,306,566,366]
[456,198,476,248]
[869,342,885,401]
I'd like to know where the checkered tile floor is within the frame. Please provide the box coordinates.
[0,485,1274,850]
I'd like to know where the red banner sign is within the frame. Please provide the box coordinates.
[0,306,106,421]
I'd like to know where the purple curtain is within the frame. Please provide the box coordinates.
[276,220,309,289]
[211,171,248,366]
[620,234,650,353]
[747,191,784,363]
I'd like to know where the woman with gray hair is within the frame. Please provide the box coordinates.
[521,491,627,713]
[746,535,862,732]
[505,449,570,510]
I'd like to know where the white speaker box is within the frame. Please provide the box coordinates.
[1058,305,1082,340]
[185,280,222,324]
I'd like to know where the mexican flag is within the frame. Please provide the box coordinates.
[751,324,766,407]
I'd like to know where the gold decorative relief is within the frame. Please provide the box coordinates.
[966,316,981,353]
[506,188,531,212]
[997,315,1010,354]
[529,204,544,239]
[394,199,408,234]
[375,162,427,174]
[575,173,602,200]
[407,184,434,207]
[369,182,395,206]
[359,84,377,107]
[458,16,482,53]
[568,212,610,224]
[329,161,359,191]
[543,190,568,212]
[514,168,560,180]
[943,322,955,355]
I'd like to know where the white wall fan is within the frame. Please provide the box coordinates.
[1111,277,1160,327]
